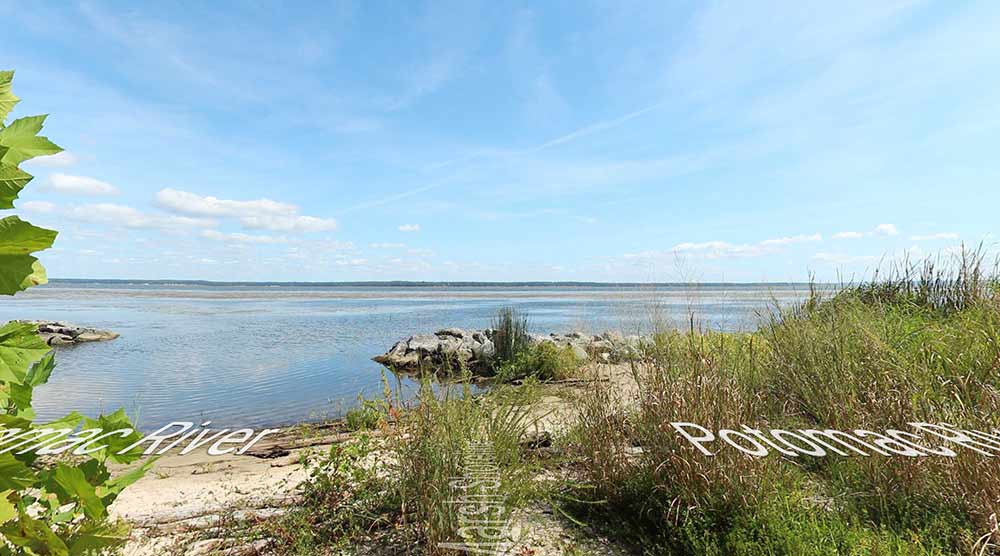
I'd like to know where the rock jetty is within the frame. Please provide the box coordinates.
[20,321,120,346]
[373,328,643,374]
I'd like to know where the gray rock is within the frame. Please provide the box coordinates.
[16,321,120,346]
[569,343,589,362]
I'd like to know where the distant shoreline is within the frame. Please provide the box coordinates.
[44,278,828,288]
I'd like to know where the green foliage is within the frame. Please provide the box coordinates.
[0,70,147,556]
[0,70,59,295]
[0,72,20,125]
[389,380,533,554]
[559,252,1000,554]
[344,397,385,432]
[253,436,397,555]
[496,341,582,382]
[491,306,530,368]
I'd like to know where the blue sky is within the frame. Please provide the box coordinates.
[3,1,997,282]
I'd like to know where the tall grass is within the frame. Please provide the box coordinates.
[492,307,531,368]
[389,378,535,553]
[848,245,997,315]
[559,249,1000,554]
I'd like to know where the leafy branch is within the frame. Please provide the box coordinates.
[0,70,149,556]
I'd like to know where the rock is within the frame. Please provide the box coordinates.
[435,327,468,338]
[372,328,652,374]
[15,321,119,346]
[569,343,589,362]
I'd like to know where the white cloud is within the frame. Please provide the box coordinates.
[834,225,900,239]
[623,231,824,262]
[20,201,56,213]
[910,232,959,241]
[873,223,899,237]
[370,242,406,249]
[67,203,214,229]
[758,233,822,247]
[43,174,119,195]
[240,215,338,233]
[833,231,865,239]
[201,230,287,244]
[398,224,421,232]
[670,241,767,259]
[335,258,369,266]
[812,252,881,265]
[25,151,79,168]
[156,188,297,217]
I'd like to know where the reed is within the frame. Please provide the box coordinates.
[492,306,531,368]
[558,248,1000,554]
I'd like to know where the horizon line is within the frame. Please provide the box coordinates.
[45,277,835,287]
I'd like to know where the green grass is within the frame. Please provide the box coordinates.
[234,251,1000,555]
[496,340,583,382]
[344,396,386,431]
[492,306,531,369]
[557,251,1000,555]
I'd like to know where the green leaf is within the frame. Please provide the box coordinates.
[0,454,35,490]
[0,216,57,295]
[67,520,130,556]
[0,114,62,166]
[0,321,51,383]
[4,353,54,413]
[0,71,18,123]
[25,352,55,387]
[100,458,155,502]
[0,514,69,556]
[41,411,84,431]
[51,464,106,520]
[83,409,145,464]
[0,215,57,254]
[0,491,15,525]
[0,164,32,209]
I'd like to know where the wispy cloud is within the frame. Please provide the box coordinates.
[398,224,421,232]
[156,188,296,217]
[833,231,865,239]
[759,233,823,247]
[531,101,665,152]
[625,232,822,261]
[25,151,79,168]
[67,203,215,229]
[910,232,959,241]
[201,230,288,244]
[157,189,336,232]
[20,201,56,213]
[873,223,899,237]
[42,174,119,196]
[240,215,338,233]
[811,252,881,265]
[834,224,899,239]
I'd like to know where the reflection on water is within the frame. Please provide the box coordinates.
[0,281,821,429]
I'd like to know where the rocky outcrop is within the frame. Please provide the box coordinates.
[373,328,496,373]
[20,321,120,346]
[373,328,645,374]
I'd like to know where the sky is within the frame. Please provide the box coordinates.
[3,0,998,282]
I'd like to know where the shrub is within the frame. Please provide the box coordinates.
[251,435,397,555]
[0,70,149,555]
[557,253,1000,553]
[344,397,385,431]
[389,379,533,554]
[491,307,530,368]
[496,341,581,382]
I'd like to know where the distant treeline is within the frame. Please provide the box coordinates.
[46,278,820,288]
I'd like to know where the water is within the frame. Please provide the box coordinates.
[0,281,817,430]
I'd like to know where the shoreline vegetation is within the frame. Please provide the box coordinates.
[94,249,1000,556]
